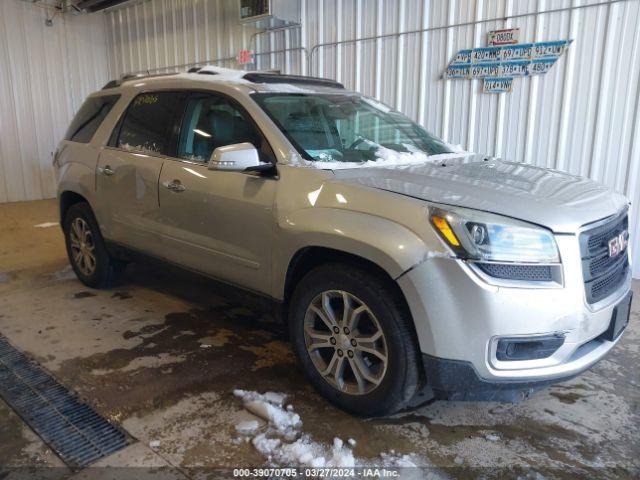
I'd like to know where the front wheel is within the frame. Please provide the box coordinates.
[289,263,421,416]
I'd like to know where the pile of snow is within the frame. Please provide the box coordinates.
[234,390,300,434]
[232,389,425,471]
[256,83,317,94]
[252,434,356,468]
[233,389,357,467]
[195,65,246,77]
[286,147,471,170]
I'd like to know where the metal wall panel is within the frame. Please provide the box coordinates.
[99,0,640,278]
[0,0,109,203]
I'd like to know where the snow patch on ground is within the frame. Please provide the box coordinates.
[379,451,418,468]
[235,420,260,434]
[233,390,427,471]
[34,222,58,228]
[252,434,356,468]
[50,265,76,281]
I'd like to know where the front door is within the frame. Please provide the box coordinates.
[158,92,277,295]
[96,91,186,256]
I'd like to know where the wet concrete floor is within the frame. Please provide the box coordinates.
[0,199,638,479]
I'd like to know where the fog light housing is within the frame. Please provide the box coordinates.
[496,334,565,361]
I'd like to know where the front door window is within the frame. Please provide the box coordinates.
[177,94,270,163]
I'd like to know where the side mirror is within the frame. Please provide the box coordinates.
[208,143,261,172]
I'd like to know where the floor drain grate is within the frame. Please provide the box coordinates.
[0,335,130,469]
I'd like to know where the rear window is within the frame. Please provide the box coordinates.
[114,92,185,156]
[64,95,120,143]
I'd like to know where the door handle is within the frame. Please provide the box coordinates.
[98,165,114,176]
[162,180,186,192]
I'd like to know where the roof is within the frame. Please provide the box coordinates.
[101,66,347,94]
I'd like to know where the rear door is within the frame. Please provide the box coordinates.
[97,91,186,255]
[157,91,277,294]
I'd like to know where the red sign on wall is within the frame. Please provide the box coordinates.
[237,49,254,65]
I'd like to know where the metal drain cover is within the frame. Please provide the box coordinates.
[0,335,130,469]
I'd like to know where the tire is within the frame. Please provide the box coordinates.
[288,263,421,416]
[63,202,125,288]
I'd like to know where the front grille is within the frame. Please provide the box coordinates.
[477,263,553,281]
[580,211,629,304]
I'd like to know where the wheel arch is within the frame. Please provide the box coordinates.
[59,190,91,224]
[281,247,417,341]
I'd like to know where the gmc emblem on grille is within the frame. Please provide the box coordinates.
[608,231,629,258]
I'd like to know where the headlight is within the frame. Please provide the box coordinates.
[429,206,560,264]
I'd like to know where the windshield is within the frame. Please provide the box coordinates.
[252,93,453,165]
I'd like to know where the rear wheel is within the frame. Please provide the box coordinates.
[63,203,125,288]
[289,263,421,416]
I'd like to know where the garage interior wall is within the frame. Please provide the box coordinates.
[104,0,640,278]
[1,0,638,278]
[0,0,109,203]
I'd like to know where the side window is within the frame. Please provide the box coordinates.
[116,92,185,156]
[177,93,271,163]
[64,95,120,143]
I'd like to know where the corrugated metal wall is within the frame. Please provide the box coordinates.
[102,0,640,278]
[2,0,637,277]
[0,0,109,203]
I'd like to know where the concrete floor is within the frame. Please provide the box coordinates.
[0,199,638,479]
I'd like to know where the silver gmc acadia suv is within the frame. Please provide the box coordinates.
[55,66,633,416]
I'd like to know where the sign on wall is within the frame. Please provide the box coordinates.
[237,49,254,65]
[483,77,513,93]
[488,28,519,46]
[444,30,573,93]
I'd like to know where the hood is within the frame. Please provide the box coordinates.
[332,154,628,233]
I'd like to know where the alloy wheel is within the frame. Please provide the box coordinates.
[303,290,388,395]
[69,217,96,277]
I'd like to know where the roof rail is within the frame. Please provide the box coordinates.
[101,72,177,90]
[242,73,344,89]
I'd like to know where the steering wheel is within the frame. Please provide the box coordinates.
[348,136,367,150]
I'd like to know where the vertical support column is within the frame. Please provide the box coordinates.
[301,0,308,76]
[442,0,456,141]
[523,0,546,165]
[354,0,362,92]
[555,0,581,172]
[467,0,484,152]
[317,0,325,78]
[494,0,514,157]
[335,0,342,84]
[395,0,406,111]
[417,0,430,126]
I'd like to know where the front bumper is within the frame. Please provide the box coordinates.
[397,234,632,397]
[421,354,581,402]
